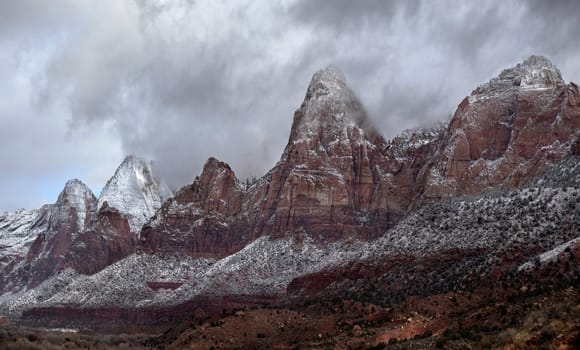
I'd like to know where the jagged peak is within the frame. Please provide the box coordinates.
[58,179,96,203]
[520,55,557,69]
[63,178,90,188]
[203,157,233,172]
[54,179,97,231]
[99,155,169,198]
[287,66,381,153]
[305,65,348,98]
[472,55,564,97]
[500,55,562,84]
[98,155,172,232]
[198,157,238,186]
[116,155,154,184]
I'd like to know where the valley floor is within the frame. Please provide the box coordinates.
[2,285,578,350]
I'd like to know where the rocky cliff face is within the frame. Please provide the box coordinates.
[140,157,250,258]
[252,67,395,240]
[423,55,580,199]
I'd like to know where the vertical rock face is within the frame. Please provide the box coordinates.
[423,55,580,199]
[140,67,440,258]
[98,156,173,233]
[255,67,394,240]
[66,203,135,276]
[140,158,248,258]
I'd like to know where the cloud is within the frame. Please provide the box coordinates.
[1,0,580,211]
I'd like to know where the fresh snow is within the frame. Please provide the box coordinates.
[518,237,580,271]
[98,156,172,233]
[57,179,97,231]
[0,208,43,259]
[0,156,577,314]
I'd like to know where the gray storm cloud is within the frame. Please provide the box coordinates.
[1,0,579,211]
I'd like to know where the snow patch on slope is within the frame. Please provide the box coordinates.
[518,237,580,271]
[0,209,41,258]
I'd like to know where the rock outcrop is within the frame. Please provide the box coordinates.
[140,157,250,258]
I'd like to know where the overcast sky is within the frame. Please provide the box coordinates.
[1,0,579,211]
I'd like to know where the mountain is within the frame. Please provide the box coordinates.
[423,55,580,200]
[20,179,98,288]
[99,155,172,233]
[140,57,579,260]
[0,56,578,343]
[139,66,436,259]
[0,157,171,293]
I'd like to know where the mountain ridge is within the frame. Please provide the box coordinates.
[0,156,171,292]
[0,56,578,336]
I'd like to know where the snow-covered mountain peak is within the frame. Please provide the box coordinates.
[54,179,97,231]
[287,65,379,154]
[98,156,172,233]
[306,65,347,98]
[57,179,96,208]
[504,55,563,89]
[472,55,564,98]
[519,55,557,70]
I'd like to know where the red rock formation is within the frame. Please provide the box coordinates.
[140,67,441,258]
[423,56,580,199]
[23,179,98,288]
[66,203,136,276]
[140,57,579,260]
[140,158,251,258]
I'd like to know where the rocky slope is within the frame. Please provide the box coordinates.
[0,208,46,264]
